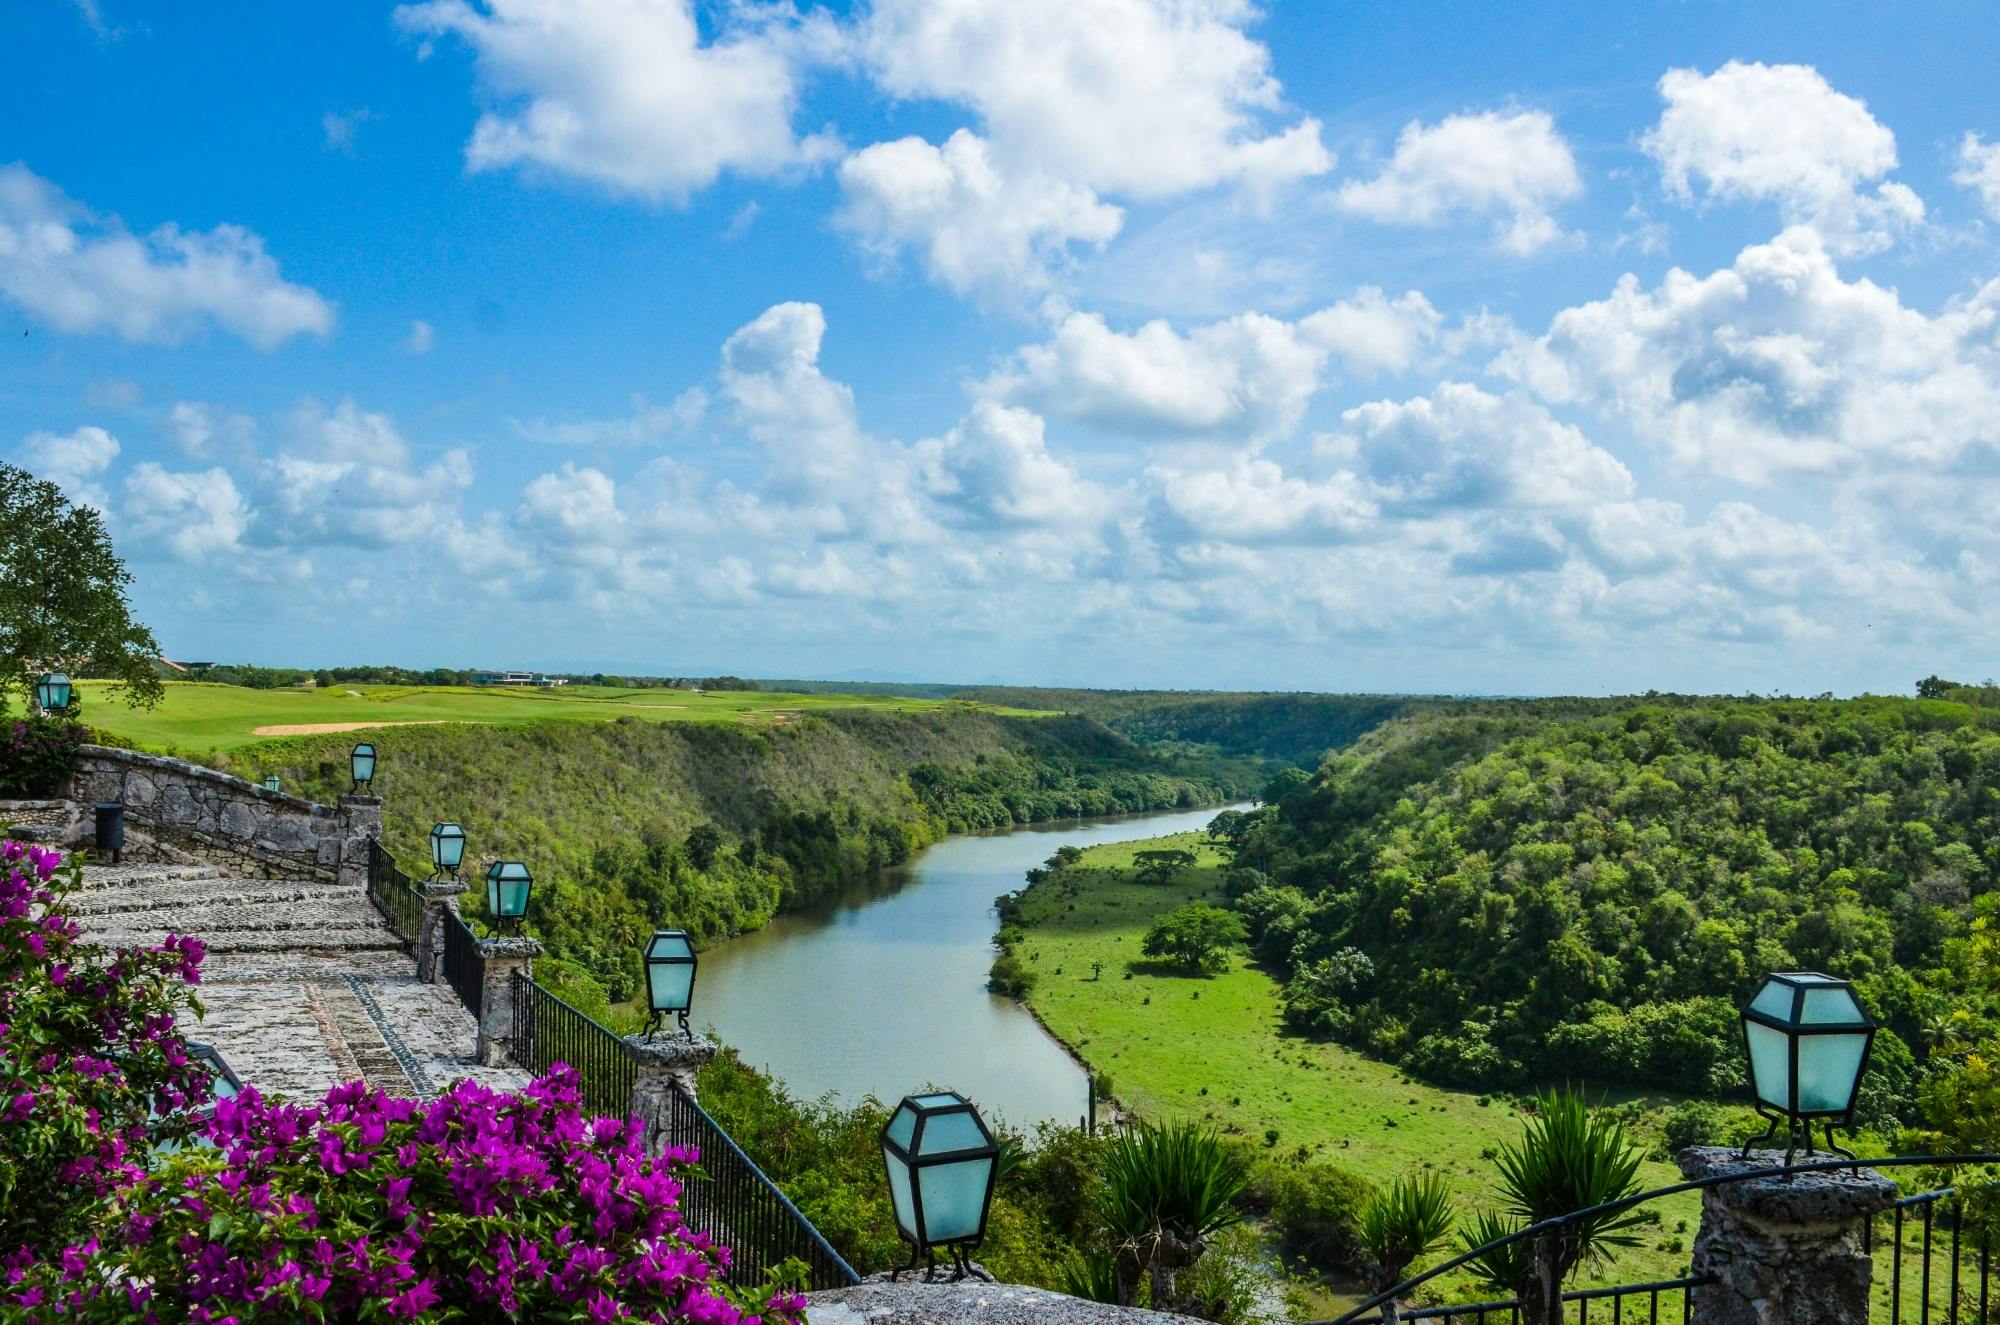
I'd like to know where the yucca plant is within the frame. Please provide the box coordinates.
[1097,1120,1249,1310]
[1479,1089,1647,1324]
[1058,1251,1123,1305]
[1359,1174,1457,1325]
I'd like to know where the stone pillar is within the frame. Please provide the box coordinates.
[474,935,541,1068]
[1678,1147,1898,1325]
[335,794,383,890]
[624,1034,719,1157]
[415,881,468,983]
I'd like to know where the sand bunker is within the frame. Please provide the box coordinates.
[250,720,451,736]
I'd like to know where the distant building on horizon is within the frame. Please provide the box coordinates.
[471,670,567,688]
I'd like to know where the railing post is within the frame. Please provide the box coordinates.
[623,1034,718,1157]
[1678,1148,1899,1325]
[334,794,382,890]
[473,936,540,1067]
[414,880,468,983]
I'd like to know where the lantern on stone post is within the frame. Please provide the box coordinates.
[263,775,282,794]
[880,1091,1000,1281]
[1739,971,1876,1162]
[642,929,697,1040]
[430,822,467,880]
[350,742,376,792]
[33,673,72,714]
[484,860,532,931]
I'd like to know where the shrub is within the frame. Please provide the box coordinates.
[0,839,211,1255]
[0,714,85,797]
[20,1068,805,1323]
[1661,1100,1722,1157]
[989,952,1038,997]
[1265,1161,1374,1269]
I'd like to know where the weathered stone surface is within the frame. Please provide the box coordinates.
[1678,1147,1898,1325]
[475,936,541,1067]
[627,1034,719,1156]
[415,882,468,984]
[804,1277,1179,1325]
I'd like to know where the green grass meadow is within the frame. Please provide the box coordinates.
[74,679,1026,753]
[1011,831,1707,1296]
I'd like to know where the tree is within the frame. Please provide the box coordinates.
[1463,1090,1647,1324]
[1358,1174,1458,1325]
[1134,848,1197,886]
[684,822,724,871]
[1097,1121,1247,1310]
[1916,675,1965,699]
[1141,903,1246,976]
[0,464,163,711]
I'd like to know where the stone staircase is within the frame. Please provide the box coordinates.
[64,856,526,1099]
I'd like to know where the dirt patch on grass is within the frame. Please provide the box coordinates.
[249,721,452,736]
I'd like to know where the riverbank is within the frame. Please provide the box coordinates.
[1006,831,1705,1293]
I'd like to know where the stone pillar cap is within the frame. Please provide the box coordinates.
[474,934,543,960]
[417,878,471,900]
[337,794,384,807]
[1675,1146,1899,1218]
[623,1032,720,1069]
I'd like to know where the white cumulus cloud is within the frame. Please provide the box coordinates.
[15,425,120,508]
[1334,109,1582,253]
[1952,133,2000,223]
[395,0,841,201]
[121,463,253,562]
[1640,61,1923,254]
[0,164,333,348]
[919,401,1108,527]
[983,290,1439,440]
[837,130,1124,299]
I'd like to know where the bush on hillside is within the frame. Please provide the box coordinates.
[1262,1160,1375,1269]
[0,714,85,797]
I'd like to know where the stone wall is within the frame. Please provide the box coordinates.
[70,745,380,885]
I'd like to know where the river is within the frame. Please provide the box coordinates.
[696,803,1251,1129]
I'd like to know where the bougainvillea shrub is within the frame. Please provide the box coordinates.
[0,838,211,1256]
[16,1068,805,1324]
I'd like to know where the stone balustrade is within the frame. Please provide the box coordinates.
[69,745,380,886]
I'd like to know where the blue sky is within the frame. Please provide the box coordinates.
[5,1,2000,694]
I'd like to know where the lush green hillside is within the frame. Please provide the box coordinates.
[1227,697,1990,1118]
[195,708,1257,1009]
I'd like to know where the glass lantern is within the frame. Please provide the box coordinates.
[643,930,697,1039]
[263,775,281,793]
[34,673,72,713]
[350,742,377,791]
[430,822,467,879]
[186,1040,243,1103]
[485,860,532,929]
[880,1091,999,1280]
[1740,971,1876,1161]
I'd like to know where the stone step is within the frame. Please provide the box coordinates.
[83,900,388,937]
[86,924,407,956]
[67,879,356,917]
[74,864,229,891]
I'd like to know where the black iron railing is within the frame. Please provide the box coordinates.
[441,911,485,1019]
[1327,1154,2000,1325]
[660,1078,861,1292]
[1869,1184,1996,1324]
[364,840,423,949]
[511,973,636,1118]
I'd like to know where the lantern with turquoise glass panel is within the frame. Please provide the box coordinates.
[880,1090,999,1281]
[430,822,467,879]
[33,673,72,713]
[263,775,281,794]
[485,860,532,931]
[643,929,697,1040]
[186,1040,243,1104]
[350,742,376,792]
[1739,971,1875,1162]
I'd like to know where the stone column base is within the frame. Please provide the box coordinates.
[415,880,469,983]
[475,936,541,1067]
[1678,1147,1898,1325]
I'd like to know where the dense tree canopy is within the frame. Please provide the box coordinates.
[0,463,162,711]
[1225,697,1996,1118]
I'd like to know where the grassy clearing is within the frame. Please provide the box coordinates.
[73,680,1030,753]
[1011,831,1713,1296]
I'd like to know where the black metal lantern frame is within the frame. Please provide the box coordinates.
[350,742,377,793]
[430,822,467,881]
[642,930,698,1041]
[879,1093,1000,1282]
[33,673,73,714]
[485,860,532,933]
[1739,972,1877,1164]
